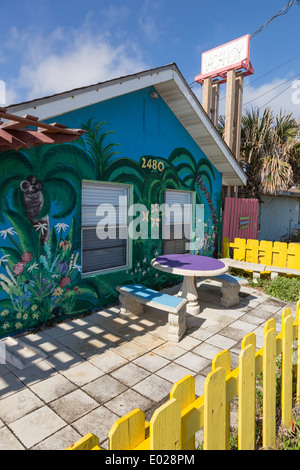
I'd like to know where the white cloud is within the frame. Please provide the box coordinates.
[137,0,163,42]
[193,75,300,119]
[242,77,300,118]
[5,25,148,104]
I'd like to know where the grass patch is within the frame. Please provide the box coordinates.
[246,275,300,303]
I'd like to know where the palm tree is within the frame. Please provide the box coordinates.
[219,108,300,199]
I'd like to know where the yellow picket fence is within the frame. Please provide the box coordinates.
[222,237,300,272]
[67,302,300,451]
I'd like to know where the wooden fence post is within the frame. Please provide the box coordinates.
[297,300,300,405]
[204,367,226,450]
[281,308,293,429]
[212,350,231,450]
[263,318,277,448]
[238,343,256,450]
[109,409,145,450]
[170,375,195,450]
[66,433,101,450]
[273,242,288,268]
[150,399,181,450]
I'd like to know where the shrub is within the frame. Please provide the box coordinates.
[264,276,300,302]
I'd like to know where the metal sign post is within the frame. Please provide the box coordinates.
[195,34,254,197]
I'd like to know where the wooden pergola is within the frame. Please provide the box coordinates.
[0,107,85,151]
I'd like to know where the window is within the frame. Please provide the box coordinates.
[162,190,194,255]
[82,181,130,274]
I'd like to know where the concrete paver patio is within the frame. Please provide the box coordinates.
[0,280,297,450]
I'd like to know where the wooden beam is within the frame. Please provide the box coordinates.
[224,68,236,151]
[0,109,82,135]
[232,73,244,160]
[202,78,212,117]
[211,81,220,127]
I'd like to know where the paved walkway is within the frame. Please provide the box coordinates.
[0,280,297,450]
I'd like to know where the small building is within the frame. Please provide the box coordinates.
[0,63,246,338]
[258,188,300,242]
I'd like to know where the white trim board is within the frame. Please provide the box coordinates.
[6,64,246,186]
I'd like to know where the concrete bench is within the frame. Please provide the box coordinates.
[116,284,187,342]
[220,258,266,283]
[266,265,300,280]
[199,273,249,308]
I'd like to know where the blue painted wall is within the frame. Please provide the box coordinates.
[0,85,222,338]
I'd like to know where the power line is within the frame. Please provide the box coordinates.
[244,52,300,88]
[258,80,298,109]
[242,73,300,107]
[250,0,300,39]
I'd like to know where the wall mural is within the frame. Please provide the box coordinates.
[0,118,222,338]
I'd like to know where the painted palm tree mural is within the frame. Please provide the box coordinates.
[167,148,221,256]
[0,118,220,338]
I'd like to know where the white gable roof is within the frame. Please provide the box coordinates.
[7,63,246,186]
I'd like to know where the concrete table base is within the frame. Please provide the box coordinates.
[177,276,200,316]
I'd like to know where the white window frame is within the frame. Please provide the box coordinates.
[81,180,131,276]
[162,189,195,255]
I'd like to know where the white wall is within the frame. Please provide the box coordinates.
[258,195,300,241]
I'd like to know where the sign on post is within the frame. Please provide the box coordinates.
[195,34,253,84]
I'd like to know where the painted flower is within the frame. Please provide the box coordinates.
[142,210,149,222]
[33,222,48,235]
[56,261,68,275]
[31,305,38,311]
[59,276,71,288]
[13,262,25,276]
[151,204,159,213]
[0,227,16,239]
[21,251,33,264]
[59,240,72,251]
[150,216,160,228]
[15,322,22,329]
[3,322,10,330]
[0,254,10,266]
[0,309,9,317]
[53,287,63,297]
[72,264,82,272]
[27,262,39,273]
[73,286,81,294]
[55,223,69,233]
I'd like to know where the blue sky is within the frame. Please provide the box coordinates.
[1,0,300,117]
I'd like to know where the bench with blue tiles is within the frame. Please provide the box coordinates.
[199,273,249,308]
[116,284,187,342]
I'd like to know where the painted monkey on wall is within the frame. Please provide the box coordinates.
[20,175,50,245]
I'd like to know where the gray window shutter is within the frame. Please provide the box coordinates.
[163,190,193,255]
[82,182,129,274]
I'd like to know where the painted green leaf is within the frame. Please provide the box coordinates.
[4,210,41,258]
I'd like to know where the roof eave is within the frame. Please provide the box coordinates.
[6,64,246,186]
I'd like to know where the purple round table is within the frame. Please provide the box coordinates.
[151,254,228,315]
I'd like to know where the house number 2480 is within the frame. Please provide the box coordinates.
[140,157,165,172]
